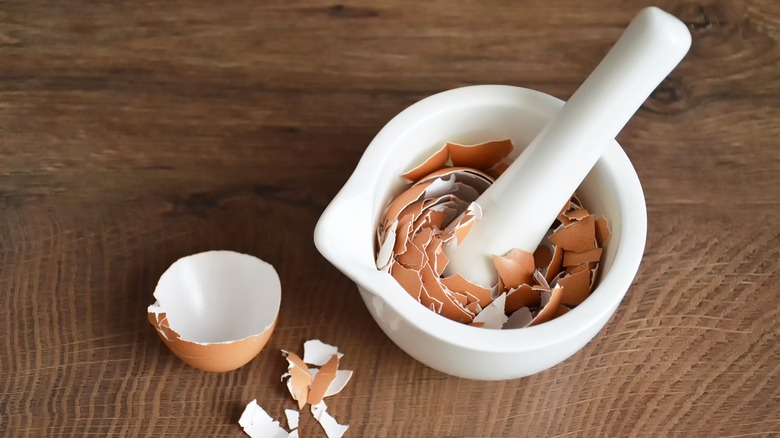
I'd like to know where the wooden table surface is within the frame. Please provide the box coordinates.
[2,1,778,436]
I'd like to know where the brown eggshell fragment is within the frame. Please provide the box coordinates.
[566,262,591,275]
[424,238,446,275]
[486,161,510,179]
[382,180,434,227]
[452,215,477,245]
[505,248,535,273]
[533,245,552,272]
[391,263,423,301]
[533,243,565,284]
[554,305,571,318]
[403,139,511,183]
[435,247,450,276]
[557,269,592,306]
[546,245,565,283]
[307,354,339,406]
[549,214,597,253]
[401,144,449,182]
[448,139,513,170]
[420,264,473,323]
[557,215,574,227]
[441,274,493,307]
[563,207,590,221]
[558,200,574,216]
[414,209,447,232]
[283,351,312,410]
[450,291,469,305]
[505,284,541,313]
[529,285,564,327]
[428,210,448,229]
[563,248,603,267]
[492,248,534,291]
[393,217,414,255]
[396,241,427,270]
[595,215,611,247]
[412,227,435,249]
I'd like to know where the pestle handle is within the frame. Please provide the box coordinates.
[445,7,691,287]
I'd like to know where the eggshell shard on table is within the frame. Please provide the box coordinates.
[376,139,612,329]
[284,409,299,430]
[282,351,312,410]
[307,354,340,405]
[311,401,349,438]
[303,339,345,366]
[281,340,353,410]
[278,340,353,436]
[147,251,281,372]
[239,400,290,438]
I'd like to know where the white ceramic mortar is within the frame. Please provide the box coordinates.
[314,85,646,380]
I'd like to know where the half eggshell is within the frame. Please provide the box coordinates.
[147,250,281,372]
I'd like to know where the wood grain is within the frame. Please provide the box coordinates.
[1,0,778,436]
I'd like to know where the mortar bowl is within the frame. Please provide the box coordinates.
[314,85,646,380]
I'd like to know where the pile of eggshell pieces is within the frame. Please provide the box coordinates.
[375,140,611,329]
[239,340,352,438]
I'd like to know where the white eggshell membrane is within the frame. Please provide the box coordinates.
[147,250,281,372]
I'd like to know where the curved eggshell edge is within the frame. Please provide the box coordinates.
[148,312,277,372]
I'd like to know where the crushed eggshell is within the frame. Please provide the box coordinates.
[303,339,344,366]
[311,401,349,438]
[239,400,290,438]
[147,251,281,372]
[282,351,312,410]
[285,409,299,430]
[281,340,353,410]
[308,354,339,405]
[277,340,352,436]
[376,140,610,329]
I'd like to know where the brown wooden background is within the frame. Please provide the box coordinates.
[1,0,778,436]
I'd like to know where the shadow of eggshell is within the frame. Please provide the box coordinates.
[147,251,281,372]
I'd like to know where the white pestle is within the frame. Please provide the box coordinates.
[444,7,691,287]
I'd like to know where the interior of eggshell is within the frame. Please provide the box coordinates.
[371,101,619,308]
[153,251,281,343]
